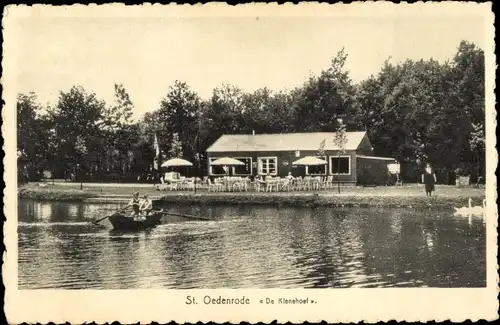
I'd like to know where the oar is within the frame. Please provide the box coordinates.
[153,209,211,221]
[93,206,130,224]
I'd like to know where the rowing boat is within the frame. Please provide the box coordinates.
[108,210,163,231]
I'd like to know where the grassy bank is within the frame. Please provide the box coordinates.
[18,182,160,201]
[157,184,485,209]
[18,187,98,201]
[157,191,484,209]
[18,182,485,208]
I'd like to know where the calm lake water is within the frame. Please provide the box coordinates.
[18,199,486,289]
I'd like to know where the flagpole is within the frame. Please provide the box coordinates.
[158,134,162,182]
[194,108,200,193]
[154,133,161,183]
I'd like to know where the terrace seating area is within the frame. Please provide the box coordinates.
[155,175,343,192]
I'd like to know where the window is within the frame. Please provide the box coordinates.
[306,156,327,175]
[232,157,252,176]
[258,157,278,175]
[329,156,351,175]
[208,157,227,176]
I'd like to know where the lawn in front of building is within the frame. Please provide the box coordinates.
[20,181,484,198]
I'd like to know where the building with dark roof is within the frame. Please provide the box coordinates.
[206,131,397,185]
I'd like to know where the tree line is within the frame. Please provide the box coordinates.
[17,40,485,184]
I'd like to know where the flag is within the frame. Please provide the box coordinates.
[153,133,160,170]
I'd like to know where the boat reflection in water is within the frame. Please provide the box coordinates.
[18,199,486,289]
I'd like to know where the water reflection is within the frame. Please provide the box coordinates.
[18,200,486,289]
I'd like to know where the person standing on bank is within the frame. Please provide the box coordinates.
[422,163,437,197]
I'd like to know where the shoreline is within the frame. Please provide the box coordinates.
[154,193,481,209]
[18,185,485,209]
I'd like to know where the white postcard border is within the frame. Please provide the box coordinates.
[2,2,498,323]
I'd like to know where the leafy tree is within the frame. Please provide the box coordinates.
[105,83,134,131]
[168,133,183,158]
[351,45,485,183]
[16,92,48,180]
[50,86,108,178]
[106,84,137,178]
[449,41,485,180]
[200,84,246,155]
[293,49,356,132]
[157,80,201,162]
[17,93,44,161]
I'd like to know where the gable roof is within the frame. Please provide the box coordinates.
[206,132,368,153]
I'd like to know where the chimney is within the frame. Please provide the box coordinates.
[252,130,255,135]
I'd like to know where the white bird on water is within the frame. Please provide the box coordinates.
[454,198,486,217]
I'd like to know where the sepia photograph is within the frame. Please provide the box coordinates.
[3,2,497,323]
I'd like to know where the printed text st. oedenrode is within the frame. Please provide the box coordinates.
[185,295,317,305]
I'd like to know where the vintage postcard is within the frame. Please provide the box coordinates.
[2,2,498,323]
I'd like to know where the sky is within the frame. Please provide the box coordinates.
[15,5,487,120]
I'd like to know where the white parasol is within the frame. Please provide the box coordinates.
[210,157,245,166]
[161,158,193,167]
[292,156,327,166]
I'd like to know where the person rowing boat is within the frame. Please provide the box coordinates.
[126,192,141,218]
[128,193,153,221]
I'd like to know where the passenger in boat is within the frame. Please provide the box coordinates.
[140,194,153,214]
[127,192,141,217]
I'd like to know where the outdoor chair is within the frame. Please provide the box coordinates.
[266,178,279,192]
[223,178,235,192]
[234,178,249,192]
[231,177,245,192]
[302,177,312,191]
[311,176,320,189]
[231,181,240,192]
[183,178,195,191]
[255,179,266,192]
[208,178,222,192]
[224,179,234,192]
[310,177,319,190]
[321,176,328,189]
[156,177,168,191]
[202,177,210,191]
[293,177,303,191]
[206,178,214,192]
[241,177,251,191]
[165,181,179,191]
[280,178,292,191]
[395,174,403,186]
[214,178,225,192]
[207,178,216,192]
[326,175,334,189]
